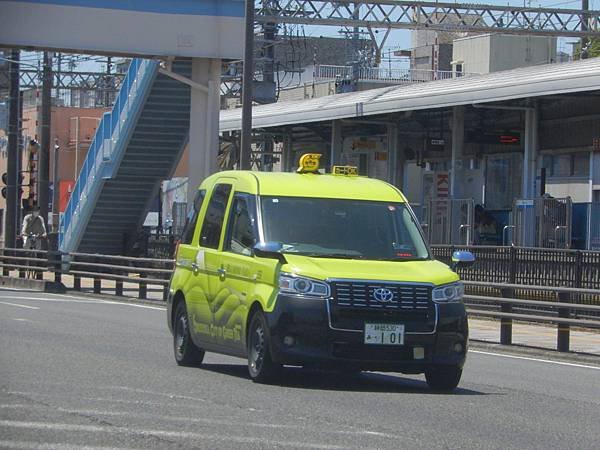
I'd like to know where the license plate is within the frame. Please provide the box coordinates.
[364,323,405,345]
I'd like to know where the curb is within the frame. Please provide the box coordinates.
[0,276,66,293]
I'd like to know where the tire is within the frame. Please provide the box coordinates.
[247,311,281,384]
[425,365,462,391]
[173,301,205,367]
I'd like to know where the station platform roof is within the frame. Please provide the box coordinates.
[219,58,600,132]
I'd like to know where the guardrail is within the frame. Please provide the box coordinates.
[1,248,598,353]
[463,281,600,352]
[1,248,174,300]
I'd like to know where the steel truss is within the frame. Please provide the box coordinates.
[255,0,600,37]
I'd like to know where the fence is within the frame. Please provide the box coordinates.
[417,199,474,245]
[314,65,476,84]
[1,246,599,352]
[589,201,600,251]
[1,249,173,300]
[511,197,572,248]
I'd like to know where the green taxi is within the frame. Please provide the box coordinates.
[167,154,474,390]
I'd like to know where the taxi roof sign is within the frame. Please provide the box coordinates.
[332,166,359,176]
[297,153,321,173]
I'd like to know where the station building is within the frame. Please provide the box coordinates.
[219,58,600,250]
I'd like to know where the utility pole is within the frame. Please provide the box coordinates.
[105,56,112,106]
[352,2,361,84]
[240,0,255,170]
[55,52,61,98]
[581,0,590,59]
[261,0,276,171]
[38,52,52,227]
[5,49,20,249]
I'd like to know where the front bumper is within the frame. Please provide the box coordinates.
[265,294,468,373]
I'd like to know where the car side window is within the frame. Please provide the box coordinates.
[225,194,257,256]
[200,184,232,249]
[180,190,206,245]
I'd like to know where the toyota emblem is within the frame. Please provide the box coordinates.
[373,288,394,302]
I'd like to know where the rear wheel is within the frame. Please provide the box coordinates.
[173,301,205,367]
[247,311,281,384]
[425,365,462,391]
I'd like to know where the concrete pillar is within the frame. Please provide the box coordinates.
[330,120,343,167]
[522,105,539,199]
[450,106,465,198]
[387,122,399,187]
[188,58,221,204]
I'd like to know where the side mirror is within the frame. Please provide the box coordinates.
[450,250,475,271]
[253,242,286,263]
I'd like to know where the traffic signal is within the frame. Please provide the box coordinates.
[1,171,24,199]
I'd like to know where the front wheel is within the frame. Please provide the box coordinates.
[425,365,462,391]
[173,301,205,367]
[247,311,281,384]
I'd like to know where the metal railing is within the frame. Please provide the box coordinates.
[463,281,600,352]
[314,64,477,84]
[1,248,174,300]
[59,58,159,253]
[1,247,599,353]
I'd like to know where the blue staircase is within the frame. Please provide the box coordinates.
[59,58,192,254]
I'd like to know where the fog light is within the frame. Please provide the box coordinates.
[453,342,464,353]
[283,336,295,347]
[413,347,425,360]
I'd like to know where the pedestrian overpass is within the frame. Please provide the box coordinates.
[59,59,192,254]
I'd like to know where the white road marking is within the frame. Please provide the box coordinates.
[0,404,399,439]
[470,350,600,370]
[0,420,345,449]
[3,295,164,310]
[0,301,39,310]
[11,318,33,322]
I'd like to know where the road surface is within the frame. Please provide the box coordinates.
[1,289,599,449]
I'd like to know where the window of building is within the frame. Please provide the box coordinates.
[179,190,205,245]
[225,194,257,256]
[200,184,232,249]
[573,153,590,176]
[542,153,590,177]
[593,190,600,203]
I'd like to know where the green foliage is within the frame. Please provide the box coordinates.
[575,38,600,59]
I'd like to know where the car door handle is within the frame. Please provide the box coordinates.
[191,263,199,273]
[217,268,227,279]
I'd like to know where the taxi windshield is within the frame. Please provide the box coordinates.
[260,196,429,261]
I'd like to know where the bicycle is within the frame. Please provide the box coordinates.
[22,233,43,279]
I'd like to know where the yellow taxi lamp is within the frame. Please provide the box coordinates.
[332,165,359,176]
[297,153,322,173]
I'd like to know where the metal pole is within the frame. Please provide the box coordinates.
[38,52,52,226]
[240,0,255,170]
[581,0,590,59]
[74,117,79,181]
[6,49,20,249]
[52,139,60,231]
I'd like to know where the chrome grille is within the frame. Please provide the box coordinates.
[331,281,431,310]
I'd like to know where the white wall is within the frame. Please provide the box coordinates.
[452,34,557,74]
[546,179,590,203]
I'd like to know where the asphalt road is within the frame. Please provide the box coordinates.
[1,289,599,450]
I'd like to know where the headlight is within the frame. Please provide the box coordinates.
[432,282,464,303]
[279,273,330,298]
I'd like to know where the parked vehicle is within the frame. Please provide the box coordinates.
[167,153,474,390]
